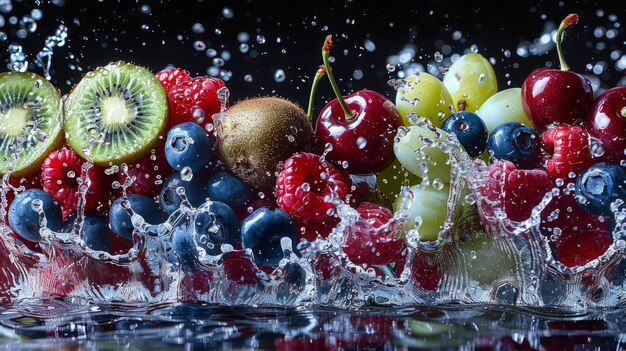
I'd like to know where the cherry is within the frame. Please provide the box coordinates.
[585,86,626,164]
[314,35,403,175]
[521,14,593,131]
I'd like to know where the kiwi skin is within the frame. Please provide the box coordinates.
[217,96,317,189]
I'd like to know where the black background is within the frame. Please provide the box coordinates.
[0,0,624,114]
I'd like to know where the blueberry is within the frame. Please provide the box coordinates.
[109,194,163,240]
[240,207,298,267]
[194,201,240,255]
[159,171,208,214]
[575,162,626,216]
[487,122,541,169]
[62,211,111,251]
[441,111,488,158]
[8,188,62,242]
[170,202,240,271]
[206,170,250,211]
[165,122,212,172]
[276,263,306,303]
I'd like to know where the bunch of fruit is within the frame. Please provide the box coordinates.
[394,13,625,274]
[0,13,624,300]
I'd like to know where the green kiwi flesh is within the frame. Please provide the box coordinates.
[63,61,169,166]
[0,71,63,177]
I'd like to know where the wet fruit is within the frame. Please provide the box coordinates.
[217,96,316,189]
[442,53,498,113]
[0,71,64,177]
[394,72,453,127]
[8,188,62,242]
[63,61,169,166]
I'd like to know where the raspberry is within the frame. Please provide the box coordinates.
[411,251,442,291]
[155,67,191,92]
[167,76,226,129]
[555,226,612,268]
[297,215,340,242]
[541,124,593,179]
[41,146,106,211]
[119,140,172,197]
[480,160,553,223]
[342,202,406,266]
[276,152,349,221]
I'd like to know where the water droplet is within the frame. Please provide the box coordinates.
[256,34,266,44]
[301,183,311,192]
[192,23,205,34]
[274,69,285,82]
[194,41,206,51]
[432,178,444,190]
[222,7,234,19]
[434,51,443,62]
[356,136,367,149]
[180,167,193,181]
[244,74,253,82]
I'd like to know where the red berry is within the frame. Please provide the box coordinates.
[342,202,405,266]
[276,152,349,221]
[119,141,172,197]
[221,250,259,285]
[167,76,226,129]
[411,251,442,291]
[41,146,106,211]
[155,67,191,92]
[479,160,553,223]
[297,215,340,242]
[541,124,593,179]
[555,226,612,268]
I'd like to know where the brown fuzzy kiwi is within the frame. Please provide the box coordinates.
[216,96,317,189]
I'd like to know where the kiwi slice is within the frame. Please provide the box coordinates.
[0,71,64,177]
[63,61,169,166]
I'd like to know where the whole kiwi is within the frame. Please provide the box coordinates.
[216,96,316,189]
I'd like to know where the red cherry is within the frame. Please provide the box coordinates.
[521,14,593,131]
[585,86,626,164]
[314,35,402,175]
[555,226,612,268]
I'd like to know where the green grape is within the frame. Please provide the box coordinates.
[458,232,519,286]
[442,53,498,113]
[476,87,532,134]
[393,125,451,183]
[394,184,449,241]
[376,159,421,204]
[395,72,454,128]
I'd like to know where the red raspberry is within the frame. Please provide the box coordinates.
[479,160,553,223]
[41,146,106,211]
[411,251,442,291]
[297,215,340,242]
[541,124,593,179]
[541,190,612,268]
[155,67,191,92]
[119,140,172,197]
[342,202,406,266]
[276,152,349,221]
[167,76,226,130]
[555,226,612,268]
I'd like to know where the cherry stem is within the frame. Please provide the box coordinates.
[556,13,579,71]
[322,35,355,120]
[307,65,326,123]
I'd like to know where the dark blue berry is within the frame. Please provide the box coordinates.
[575,162,626,216]
[240,207,298,267]
[62,211,112,251]
[487,122,541,169]
[441,111,488,158]
[206,170,250,211]
[159,171,208,214]
[165,122,212,172]
[8,188,62,242]
[109,194,163,240]
[170,202,240,272]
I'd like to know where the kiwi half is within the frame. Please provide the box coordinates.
[217,96,316,189]
[63,61,169,166]
[0,71,64,177]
